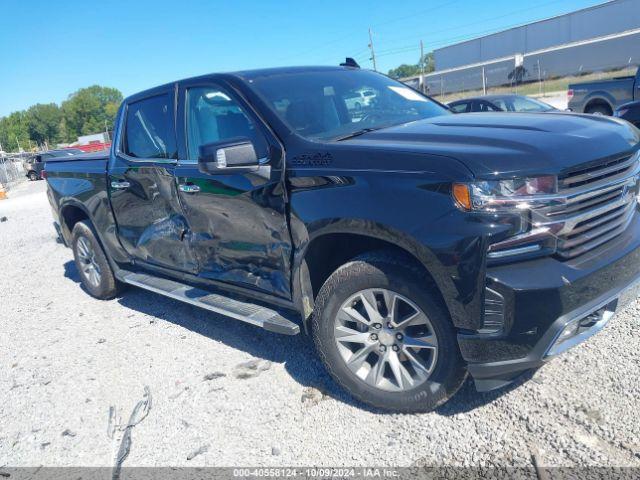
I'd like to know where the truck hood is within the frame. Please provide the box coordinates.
[351,112,640,178]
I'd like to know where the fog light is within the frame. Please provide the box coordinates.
[556,320,580,343]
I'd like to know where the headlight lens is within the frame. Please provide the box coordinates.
[453,175,557,211]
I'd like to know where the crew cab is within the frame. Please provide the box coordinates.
[568,66,640,115]
[45,65,640,412]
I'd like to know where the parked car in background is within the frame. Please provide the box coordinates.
[568,66,640,116]
[343,89,376,110]
[45,65,640,413]
[448,94,556,113]
[25,149,84,180]
[614,100,640,128]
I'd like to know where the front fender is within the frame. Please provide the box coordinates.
[287,169,491,331]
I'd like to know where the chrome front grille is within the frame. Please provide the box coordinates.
[534,153,640,259]
[558,154,637,191]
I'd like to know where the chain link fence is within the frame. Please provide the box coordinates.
[0,154,28,191]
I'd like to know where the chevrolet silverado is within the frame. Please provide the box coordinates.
[45,65,640,412]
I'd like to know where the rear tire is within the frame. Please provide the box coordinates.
[311,251,467,413]
[71,220,121,299]
[585,104,612,116]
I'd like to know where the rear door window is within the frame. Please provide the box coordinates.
[123,94,177,159]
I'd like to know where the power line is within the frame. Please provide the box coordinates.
[374,0,562,56]
[270,0,462,64]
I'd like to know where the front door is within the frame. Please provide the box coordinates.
[174,81,292,298]
[109,90,197,273]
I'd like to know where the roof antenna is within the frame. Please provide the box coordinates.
[340,58,360,68]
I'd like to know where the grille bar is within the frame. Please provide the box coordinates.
[559,154,636,190]
[559,204,634,250]
[557,213,635,259]
[540,153,639,259]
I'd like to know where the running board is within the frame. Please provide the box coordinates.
[118,272,300,335]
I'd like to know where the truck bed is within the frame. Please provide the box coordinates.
[45,150,110,163]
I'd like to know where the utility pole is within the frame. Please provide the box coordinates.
[420,40,425,93]
[537,59,542,96]
[482,66,487,95]
[368,28,377,71]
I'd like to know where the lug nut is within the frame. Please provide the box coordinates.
[373,323,382,330]
[395,333,403,341]
[386,322,393,329]
[370,333,378,341]
[379,345,387,353]
[392,345,399,352]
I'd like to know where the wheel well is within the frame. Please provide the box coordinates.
[60,205,89,239]
[302,233,445,307]
[584,99,612,115]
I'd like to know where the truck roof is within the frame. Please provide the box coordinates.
[123,65,358,103]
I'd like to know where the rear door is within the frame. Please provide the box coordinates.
[174,80,292,299]
[109,88,197,273]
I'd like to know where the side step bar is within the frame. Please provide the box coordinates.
[117,271,300,335]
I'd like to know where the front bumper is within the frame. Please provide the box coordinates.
[459,213,640,391]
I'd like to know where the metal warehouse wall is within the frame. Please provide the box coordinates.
[423,30,640,96]
[434,0,640,70]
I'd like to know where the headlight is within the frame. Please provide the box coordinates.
[452,175,557,211]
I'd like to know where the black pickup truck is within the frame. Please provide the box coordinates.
[45,65,640,412]
[568,66,640,116]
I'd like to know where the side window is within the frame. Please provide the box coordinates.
[476,101,500,112]
[492,99,508,111]
[449,103,468,113]
[185,86,268,160]
[124,94,176,159]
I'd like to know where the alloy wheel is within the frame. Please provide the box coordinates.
[76,236,102,288]
[334,288,439,392]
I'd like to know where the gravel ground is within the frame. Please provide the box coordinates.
[0,180,639,469]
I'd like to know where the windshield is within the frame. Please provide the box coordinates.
[492,96,555,112]
[247,69,449,141]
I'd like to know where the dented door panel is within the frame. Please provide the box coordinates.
[109,162,198,273]
[174,164,292,298]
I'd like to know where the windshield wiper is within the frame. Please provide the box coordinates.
[334,127,380,141]
[334,120,410,141]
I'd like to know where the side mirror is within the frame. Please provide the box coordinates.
[198,138,259,174]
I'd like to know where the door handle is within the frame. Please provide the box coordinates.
[179,183,201,193]
[111,180,131,190]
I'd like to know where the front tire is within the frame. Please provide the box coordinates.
[71,220,121,299]
[311,251,466,413]
[28,171,38,181]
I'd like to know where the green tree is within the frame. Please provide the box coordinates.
[25,103,63,146]
[388,52,435,79]
[0,111,30,151]
[61,85,123,141]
